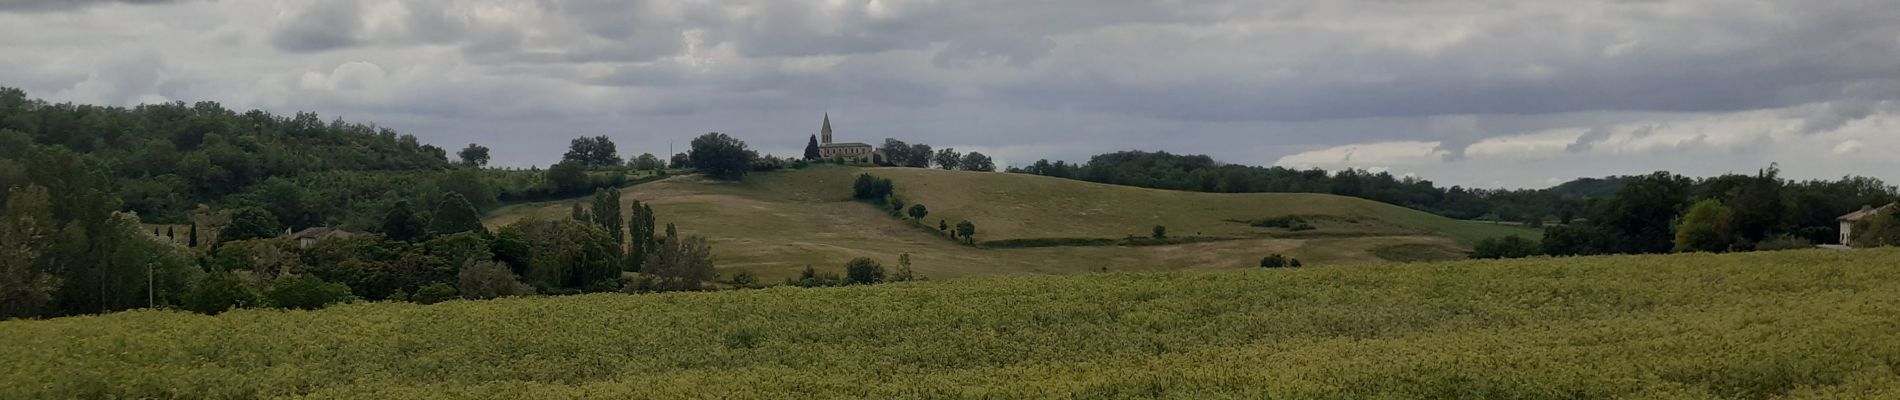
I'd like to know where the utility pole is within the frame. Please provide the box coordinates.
[147,262,155,308]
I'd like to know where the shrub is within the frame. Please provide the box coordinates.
[1260,254,1290,268]
[412,283,459,305]
[1673,199,1735,253]
[182,272,260,315]
[852,174,895,201]
[1152,225,1167,239]
[1472,235,1540,259]
[844,257,886,285]
[729,270,759,288]
[787,266,844,288]
[457,261,537,299]
[263,275,355,310]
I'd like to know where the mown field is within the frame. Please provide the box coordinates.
[486,166,1537,280]
[5,249,1899,399]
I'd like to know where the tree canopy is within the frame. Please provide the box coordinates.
[688,132,755,181]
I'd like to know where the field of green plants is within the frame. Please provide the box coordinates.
[6,249,1900,399]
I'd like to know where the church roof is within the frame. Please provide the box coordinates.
[822,113,832,136]
[820,142,872,148]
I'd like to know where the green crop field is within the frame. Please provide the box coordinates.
[485,165,1540,281]
[5,249,1900,399]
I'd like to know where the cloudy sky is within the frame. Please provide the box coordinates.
[3,0,1898,188]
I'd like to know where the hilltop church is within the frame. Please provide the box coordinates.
[815,114,877,163]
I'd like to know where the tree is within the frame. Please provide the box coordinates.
[1471,235,1539,259]
[960,152,996,172]
[502,219,621,291]
[562,136,622,167]
[804,134,821,160]
[906,143,933,168]
[844,257,886,285]
[222,207,281,242]
[907,203,928,221]
[1673,199,1736,253]
[852,174,894,201]
[570,202,588,222]
[644,223,714,291]
[627,201,657,272]
[890,253,918,282]
[1152,225,1167,240]
[263,275,355,310]
[589,188,623,244]
[939,220,948,231]
[380,200,428,242]
[0,185,60,319]
[955,220,977,244]
[630,153,664,171]
[669,153,690,169]
[457,143,491,167]
[1851,208,1900,248]
[1540,225,1599,256]
[546,161,589,195]
[688,132,755,181]
[429,192,485,236]
[437,168,498,211]
[457,260,536,299]
[1593,172,1693,254]
[182,272,258,315]
[934,148,962,170]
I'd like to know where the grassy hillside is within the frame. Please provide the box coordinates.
[486,166,1539,281]
[6,249,1900,398]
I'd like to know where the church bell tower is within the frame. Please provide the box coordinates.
[821,113,833,144]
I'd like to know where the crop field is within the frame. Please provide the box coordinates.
[5,249,1900,399]
[485,166,1538,280]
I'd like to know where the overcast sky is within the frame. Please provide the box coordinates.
[3,0,1898,188]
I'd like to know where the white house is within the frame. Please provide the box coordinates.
[1837,203,1897,246]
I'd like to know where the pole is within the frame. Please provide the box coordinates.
[147,263,154,308]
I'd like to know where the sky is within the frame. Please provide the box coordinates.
[2,0,1898,189]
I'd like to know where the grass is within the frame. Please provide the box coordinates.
[484,165,1540,281]
[6,249,1900,398]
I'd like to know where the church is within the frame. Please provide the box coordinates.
[815,113,877,163]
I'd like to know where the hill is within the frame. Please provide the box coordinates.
[5,249,1898,398]
[487,165,1540,281]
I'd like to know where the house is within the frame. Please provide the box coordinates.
[288,227,362,248]
[814,113,878,163]
[1837,203,1897,246]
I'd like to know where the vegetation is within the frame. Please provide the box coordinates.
[9,250,1897,398]
[1674,199,1736,253]
[688,132,755,181]
[1470,235,1539,259]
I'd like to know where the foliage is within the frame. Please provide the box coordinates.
[378,200,428,242]
[546,162,590,196]
[456,261,536,300]
[502,219,621,292]
[878,138,934,168]
[786,265,844,288]
[588,188,623,244]
[643,224,714,291]
[955,220,977,244]
[263,275,355,310]
[843,257,886,285]
[890,253,919,282]
[626,201,657,272]
[959,152,996,172]
[1674,199,1736,253]
[180,272,258,315]
[729,270,759,288]
[630,153,664,171]
[1247,215,1315,231]
[688,132,755,181]
[412,282,459,305]
[1151,225,1166,239]
[933,148,962,170]
[1851,208,1900,248]
[1539,224,1600,256]
[1471,235,1540,259]
[221,207,281,242]
[18,250,1900,398]
[428,192,484,236]
[1754,235,1813,251]
[803,135,821,160]
[907,203,928,221]
[1258,254,1291,268]
[561,136,622,168]
[850,173,894,201]
[456,144,490,167]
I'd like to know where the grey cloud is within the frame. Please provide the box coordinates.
[0,0,175,12]
[270,1,365,53]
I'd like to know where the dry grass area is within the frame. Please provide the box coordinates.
[486,165,1536,281]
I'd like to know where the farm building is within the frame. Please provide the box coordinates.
[1838,203,1897,246]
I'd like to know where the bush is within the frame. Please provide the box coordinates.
[182,272,260,315]
[1260,254,1296,268]
[1472,235,1540,259]
[457,261,536,299]
[844,258,886,285]
[263,275,356,310]
[413,282,460,304]
[852,174,895,201]
[1152,225,1167,239]
[729,270,759,288]
[787,266,844,288]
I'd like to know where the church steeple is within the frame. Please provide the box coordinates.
[821,113,833,144]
